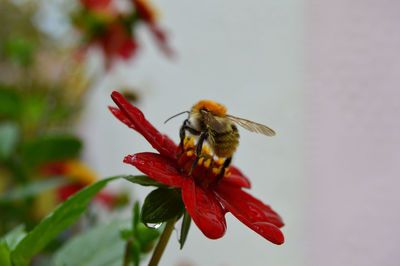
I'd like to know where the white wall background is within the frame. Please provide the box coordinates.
[79,0,305,266]
[307,1,400,266]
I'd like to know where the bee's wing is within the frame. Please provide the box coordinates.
[226,114,276,136]
[200,110,230,133]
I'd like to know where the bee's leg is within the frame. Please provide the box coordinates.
[179,119,201,153]
[189,132,208,175]
[179,119,188,152]
[217,157,232,182]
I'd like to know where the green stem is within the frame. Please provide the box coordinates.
[123,238,133,266]
[148,219,176,266]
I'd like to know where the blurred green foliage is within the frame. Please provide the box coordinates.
[0,179,69,205]
[0,0,92,254]
[0,1,158,265]
[10,176,121,266]
[2,37,35,66]
[0,86,22,119]
[0,122,19,160]
[21,135,82,167]
[53,220,129,266]
[53,201,161,266]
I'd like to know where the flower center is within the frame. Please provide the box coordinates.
[176,137,231,187]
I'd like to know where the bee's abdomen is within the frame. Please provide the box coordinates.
[211,128,239,158]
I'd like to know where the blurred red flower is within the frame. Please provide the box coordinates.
[109,91,285,244]
[39,160,117,208]
[74,0,172,69]
[96,21,139,69]
[80,0,112,10]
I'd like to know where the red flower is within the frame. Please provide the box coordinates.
[96,21,139,69]
[39,160,117,208]
[80,0,112,10]
[109,91,284,244]
[132,0,173,57]
[74,0,173,69]
[74,1,137,69]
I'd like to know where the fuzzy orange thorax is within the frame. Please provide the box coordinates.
[192,100,227,116]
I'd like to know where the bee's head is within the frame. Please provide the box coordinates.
[191,100,227,116]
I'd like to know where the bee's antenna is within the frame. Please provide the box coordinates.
[164,111,190,124]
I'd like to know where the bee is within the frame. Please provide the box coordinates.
[165,100,275,179]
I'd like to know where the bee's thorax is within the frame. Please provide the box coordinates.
[191,100,227,116]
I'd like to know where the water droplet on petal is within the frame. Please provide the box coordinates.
[145,222,162,229]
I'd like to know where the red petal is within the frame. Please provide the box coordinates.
[214,183,284,245]
[117,38,138,59]
[109,106,136,130]
[39,161,69,176]
[124,152,184,188]
[221,174,251,188]
[219,166,251,188]
[57,184,84,202]
[229,166,245,177]
[148,24,174,58]
[80,0,111,9]
[111,91,177,160]
[94,191,117,208]
[133,0,156,23]
[182,177,226,239]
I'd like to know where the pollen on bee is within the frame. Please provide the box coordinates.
[197,157,204,165]
[185,137,195,149]
[202,145,211,155]
[212,167,221,175]
[203,159,211,168]
[216,158,224,165]
[183,137,189,147]
[224,169,231,177]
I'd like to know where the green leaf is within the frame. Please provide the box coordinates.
[2,37,35,66]
[20,95,46,128]
[1,225,27,251]
[0,86,21,118]
[0,178,69,204]
[136,224,160,250]
[132,202,161,252]
[21,135,82,166]
[0,225,25,265]
[10,176,121,266]
[0,242,12,266]
[132,201,140,231]
[130,241,141,266]
[141,188,184,224]
[179,210,192,249]
[120,229,133,240]
[52,220,129,266]
[124,175,167,187]
[0,121,19,160]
